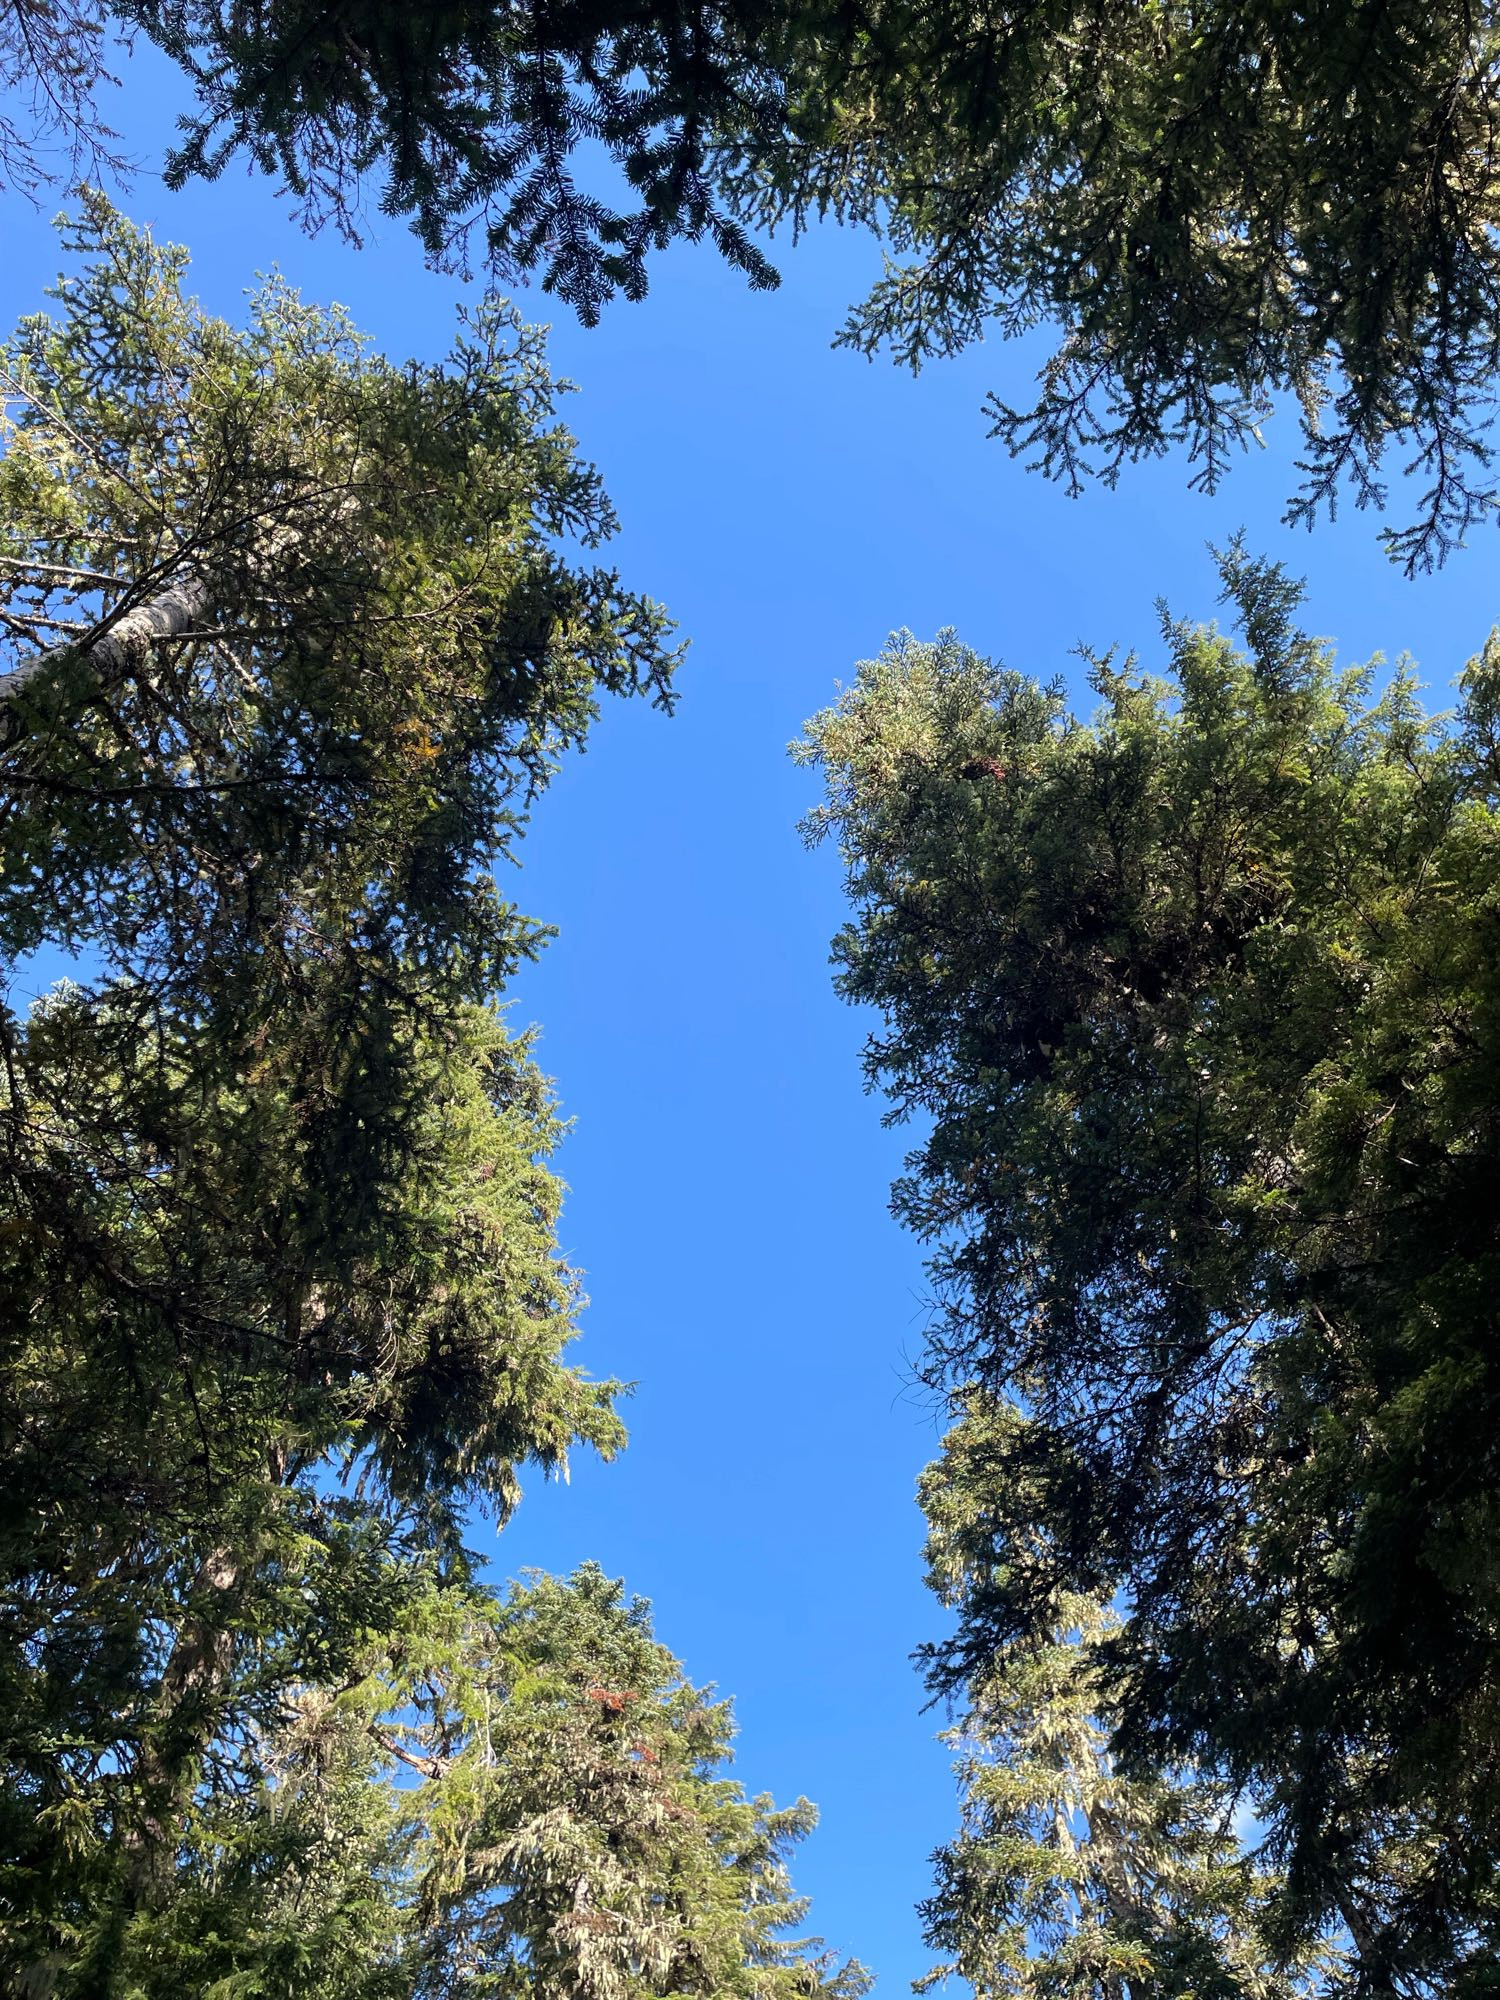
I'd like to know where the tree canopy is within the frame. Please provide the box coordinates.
[6,1551,871,1999]
[5,0,1500,1984]
[15,0,1474,562]
[113,0,790,321]
[0,205,862,1996]
[6,6,1499,558]
[748,0,1500,570]
[802,556,1500,1991]
[0,190,671,1591]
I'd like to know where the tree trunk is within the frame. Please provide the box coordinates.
[0,569,213,747]
[122,1544,240,1910]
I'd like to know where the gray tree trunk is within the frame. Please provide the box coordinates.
[0,569,213,746]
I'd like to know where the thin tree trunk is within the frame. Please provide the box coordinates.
[1330,1876,1381,1983]
[122,1543,240,1910]
[0,496,352,749]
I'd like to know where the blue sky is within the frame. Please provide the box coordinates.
[4,43,1499,1992]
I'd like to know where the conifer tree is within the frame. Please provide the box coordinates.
[920,1400,1322,2000]
[35,1,1492,562]
[7,1556,871,1999]
[0,206,862,1994]
[802,560,1500,1989]
[113,0,789,321]
[6,6,1500,559]
[745,0,1500,569]
[0,198,664,1801]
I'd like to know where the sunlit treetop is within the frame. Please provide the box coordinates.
[0,192,678,1013]
[4,1550,875,2000]
[801,553,1500,1989]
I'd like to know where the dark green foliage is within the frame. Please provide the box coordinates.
[0,207,849,1991]
[6,2,1499,560]
[0,190,676,998]
[802,558,1500,1989]
[0,203,674,1623]
[116,0,788,320]
[0,194,668,1564]
[0,201,865,1998]
[746,0,1500,569]
[80,0,1500,561]
[7,4,1500,556]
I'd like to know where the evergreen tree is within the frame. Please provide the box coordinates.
[5,5,1500,560]
[7,1555,871,2000]
[920,1430,1316,1999]
[113,0,789,322]
[0,194,651,1972]
[42,1,1492,562]
[0,207,861,1993]
[801,559,1500,1990]
[745,0,1500,569]
[0,204,667,1814]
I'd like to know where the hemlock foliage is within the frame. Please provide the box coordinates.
[802,556,1500,1992]
[7,1556,869,1999]
[0,206,862,1998]
[917,1554,1319,2000]
[113,0,792,322]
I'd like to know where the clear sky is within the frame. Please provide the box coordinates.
[4,44,1498,1994]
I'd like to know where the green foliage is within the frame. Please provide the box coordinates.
[5,1560,870,1999]
[0,204,847,1993]
[0,201,664,1713]
[67,2,1500,561]
[744,0,1500,569]
[0,189,676,996]
[0,201,861,1998]
[917,1539,1316,2000]
[6,4,1500,557]
[115,0,788,321]
[802,557,1500,1989]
